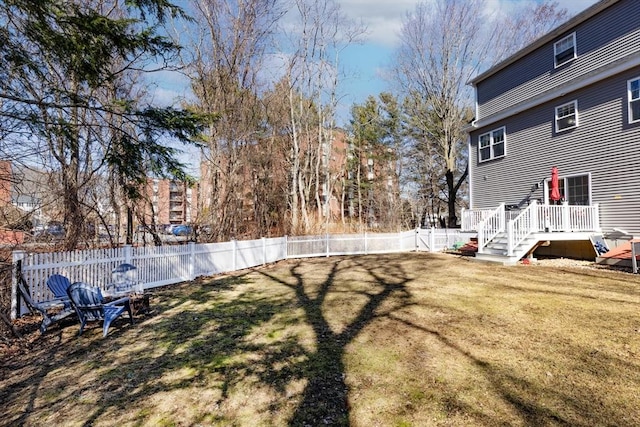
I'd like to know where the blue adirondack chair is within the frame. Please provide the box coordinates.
[15,265,74,334]
[46,274,72,308]
[67,282,133,337]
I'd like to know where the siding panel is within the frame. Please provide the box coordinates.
[470,67,640,235]
[476,0,640,119]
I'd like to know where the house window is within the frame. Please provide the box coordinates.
[478,127,505,162]
[549,173,590,205]
[554,33,576,67]
[629,77,640,123]
[555,101,578,132]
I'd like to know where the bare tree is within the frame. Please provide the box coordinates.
[493,1,569,64]
[181,0,284,241]
[394,0,567,228]
[393,0,483,227]
[281,0,364,234]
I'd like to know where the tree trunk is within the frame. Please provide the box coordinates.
[62,162,83,250]
[446,164,468,228]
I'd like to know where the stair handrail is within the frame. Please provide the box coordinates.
[477,203,505,254]
[507,200,538,256]
[461,207,497,231]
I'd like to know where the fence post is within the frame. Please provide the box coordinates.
[189,242,196,280]
[461,208,466,231]
[123,245,132,265]
[507,222,514,256]
[562,202,570,231]
[11,250,26,320]
[262,237,267,265]
[233,239,237,271]
[430,227,435,252]
[284,235,288,259]
[364,232,368,255]
[415,228,419,252]
[326,233,330,257]
[593,203,600,231]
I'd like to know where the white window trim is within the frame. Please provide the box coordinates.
[554,32,576,68]
[628,76,640,124]
[478,126,506,163]
[555,100,578,133]
[544,172,592,205]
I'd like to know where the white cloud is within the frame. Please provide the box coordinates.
[337,0,600,48]
[336,0,420,47]
[259,52,291,86]
[563,0,601,14]
[146,70,194,107]
[484,0,599,17]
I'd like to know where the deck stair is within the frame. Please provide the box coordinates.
[475,231,539,265]
[465,200,601,266]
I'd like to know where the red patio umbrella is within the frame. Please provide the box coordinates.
[550,166,561,203]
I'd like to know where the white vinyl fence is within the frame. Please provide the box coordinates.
[12,229,475,319]
[632,240,640,274]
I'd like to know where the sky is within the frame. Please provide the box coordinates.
[156,0,600,173]
[156,0,600,117]
[333,0,600,117]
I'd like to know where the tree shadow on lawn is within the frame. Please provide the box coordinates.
[0,272,265,425]
[0,258,411,427]
[388,313,580,426]
[389,310,640,426]
[0,326,69,426]
[255,255,414,426]
[83,272,292,425]
[5,253,636,425]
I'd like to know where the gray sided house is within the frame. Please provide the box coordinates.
[464,0,640,264]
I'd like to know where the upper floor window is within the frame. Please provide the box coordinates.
[629,77,640,124]
[555,101,578,132]
[554,33,576,67]
[478,127,505,162]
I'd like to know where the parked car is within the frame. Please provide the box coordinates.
[161,224,176,234]
[34,223,64,239]
[136,224,158,233]
[172,225,193,236]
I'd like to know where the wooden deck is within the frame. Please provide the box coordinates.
[459,237,639,270]
[596,239,640,268]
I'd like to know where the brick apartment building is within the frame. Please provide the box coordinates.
[137,178,198,228]
[195,128,399,232]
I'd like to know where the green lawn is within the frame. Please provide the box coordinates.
[2,252,640,426]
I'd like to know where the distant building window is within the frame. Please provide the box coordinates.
[554,33,576,67]
[478,127,506,162]
[555,101,578,132]
[629,77,640,123]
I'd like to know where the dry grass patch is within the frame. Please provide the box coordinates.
[1,253,640,426]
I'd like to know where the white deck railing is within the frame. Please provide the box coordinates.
[467,203,600,234]
[477,204,505,254]
[469,202,600,256]
[537,204,600,232]
[461,207,497,231]
[507,201,538,256]
[12,229,476,319]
